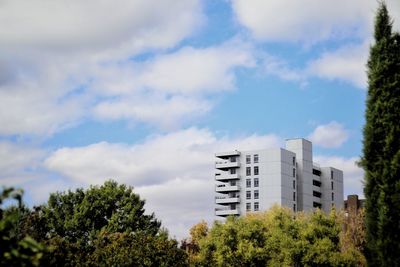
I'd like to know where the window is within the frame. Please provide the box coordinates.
[313,169,321,176]
[230,168,236,174]
[313,202,322,208]
[331,170,334,179]
[332,192,334,201]
[230,181,236,186]
[293,180,296,189]
[313,180,321,187]
[293,168,296,177]
[331,181,334,190]
[313,191,322,198]
[254,154,259,163]
[246,155,251,164]
[230,156,236,162]
[254,190,259,199]
[293,192,296,201]
[246,179,251,188]
[312,191,321,198]
[254,202,259,211]
[293,204,296,212]
[246,191,251,200]
[254,166,259,175]
[292,156,295,166]
[254,178,259,187]
[246,203,251,211]
[246,167,251,176]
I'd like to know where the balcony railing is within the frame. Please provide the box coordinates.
[215,151,240,159]
[215,173,240,181]
[215,184,240,192]
[215,196,240,204]
[215,207,240,216]
[215,161,240,169]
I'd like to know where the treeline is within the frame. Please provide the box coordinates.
[1,180,366,266]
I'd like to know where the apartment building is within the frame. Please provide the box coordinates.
[215,138,343,217]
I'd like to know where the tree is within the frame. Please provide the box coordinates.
[0,187,45,266]
[21,180,186,266]
[360,2,400,265]
[192,206,363,267]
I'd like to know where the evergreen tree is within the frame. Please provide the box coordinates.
[361,2,400,265]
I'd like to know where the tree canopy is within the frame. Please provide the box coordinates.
[18,180,186,266]
[189,206,365,267]
[361,2,400,265]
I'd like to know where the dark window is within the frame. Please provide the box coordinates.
[230,156,236,162]
[254,166,259,175]
[293,180,296,189]
[246,203,251,211]
[292,157,295,165]
[331,170,334,179]
[313,191,322,198]
[332,192,334,201]
[246,191,251,199]
[293,204,296,212]
[313,180,321,187]
[246,179,251,188]
[246,167,251,176]
[254,190,259,199]
[293,192,296,201]
[246,155,251,164]
[293,168,296,177]
[254,178,259,187]
[313,202,322,208]
[331,181,334,190]
[254,202,259,211]
[230,168,236,174]
[254,154,259,163]
[313,169,321,176]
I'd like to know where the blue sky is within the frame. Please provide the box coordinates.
[1,0,399,239]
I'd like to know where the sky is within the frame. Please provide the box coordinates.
[1,0,399,239]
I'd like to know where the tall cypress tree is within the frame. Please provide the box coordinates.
[361,2,400,266]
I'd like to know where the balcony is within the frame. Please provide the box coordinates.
[215,173,240,181]
[215,151,240,159]
[215,184,240,192]
[215,207,240,216]
[215,161,240,170]
[215,196,240,204]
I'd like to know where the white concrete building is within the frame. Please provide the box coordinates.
[215,138,343,217]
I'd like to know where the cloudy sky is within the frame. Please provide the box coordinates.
[1,0,399,239]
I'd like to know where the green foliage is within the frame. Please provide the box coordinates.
[191,206,365,267]
[88,230,187,267]
[21,180,186,266]
[0,187,45,266]
[361,2,400,265]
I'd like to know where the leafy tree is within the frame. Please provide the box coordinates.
[21,180,186,266]
[360,2,400,265]
[88,230,187,267]
[192,206,364,267]
[0,187,45,266]
[181,220,209,265]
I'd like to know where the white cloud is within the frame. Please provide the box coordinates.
[44,128,281,238]
[231,0,375,43]
[308,121,349,148]
[262,54,307,86]
[314,155,364,197]
[0,141,50,196]
[0,0,206,136]
[0,0,203,55]
[307,42,369,88]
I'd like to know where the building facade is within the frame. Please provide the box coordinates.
[215,138,344,217]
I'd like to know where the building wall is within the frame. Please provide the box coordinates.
[215,138,344,217]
